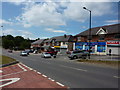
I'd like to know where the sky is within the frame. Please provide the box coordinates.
[0,0,119,40]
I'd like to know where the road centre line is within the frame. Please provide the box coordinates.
[113,76,120,78]
[60,65,87,72]
[18,64,27,71]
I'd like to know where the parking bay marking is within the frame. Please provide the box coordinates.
[60,65,87,72]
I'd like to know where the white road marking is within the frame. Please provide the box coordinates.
[1,71,25,77]
[42,75,47,77]
[60,65,87,72]
[18,64,27,71]
[0,78,20,87]
[37,72,41,74]
[56,82,65,87]
[20,63,33,70]
[48,78,55,81]
[0,70,2,73]
[113,76,120,78]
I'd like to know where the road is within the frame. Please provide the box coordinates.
[2,49,119,88]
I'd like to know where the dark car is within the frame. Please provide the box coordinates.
[68,50,89,60]
[8,50,13,53]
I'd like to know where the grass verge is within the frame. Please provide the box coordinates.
[77,59,120,67]
[0,55,16,65]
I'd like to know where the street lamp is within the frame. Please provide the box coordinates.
[83,7,92,59]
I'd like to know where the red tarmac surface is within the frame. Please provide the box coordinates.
[0,63,67,89]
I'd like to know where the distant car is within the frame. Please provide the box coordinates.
[41,52,51,58]
[47,51,58,56]
[68,50,89,60]
[25,50,30,55]
[8,50,13,53]
[20,51,28,56]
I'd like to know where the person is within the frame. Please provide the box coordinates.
[109,49,112,56]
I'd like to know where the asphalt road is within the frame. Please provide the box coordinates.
[2,49,119,88]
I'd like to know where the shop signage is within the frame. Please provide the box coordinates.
[107,41,120,46]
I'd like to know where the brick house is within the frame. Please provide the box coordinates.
[31,39,46,52]
[43,35,75,54]
[75,24,120,55]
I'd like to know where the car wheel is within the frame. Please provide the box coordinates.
[82,56,86,59]
[73,56,78,59]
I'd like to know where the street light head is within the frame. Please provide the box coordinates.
[83,7,86,9]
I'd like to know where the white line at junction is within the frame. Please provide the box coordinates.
[18,64,27,71]
[113,76,120,78]
[60,65,87,72]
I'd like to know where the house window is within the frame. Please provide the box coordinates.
[77,37,81,41]
[114,34,120,39]
[99,34,105,40]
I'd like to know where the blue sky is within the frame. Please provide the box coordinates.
[0,0,119,40]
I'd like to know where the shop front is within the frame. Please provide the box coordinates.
[75,42,106,54]
[107,40,120,55]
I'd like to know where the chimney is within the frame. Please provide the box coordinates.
[64,34,67,38]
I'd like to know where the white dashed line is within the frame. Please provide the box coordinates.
[48,78,55,81]
[42,75,47,77]
[37,72,41,74]
[56,82,65,87]
[113,76,120,78]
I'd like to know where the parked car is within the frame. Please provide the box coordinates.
[41,52,51,58]
[68,50,89,60]
[33,50,38,54]
[20,51,28,56]
[8,50,13,53]
[47,51,58,56]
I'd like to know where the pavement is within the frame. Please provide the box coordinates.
[0,63,67,89]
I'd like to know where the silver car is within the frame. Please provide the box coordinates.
[68,50,89,60]
[20,51,28,56]
[41,52,51,58]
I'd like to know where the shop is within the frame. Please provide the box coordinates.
[106,40,120,55]
[75,42,106,54]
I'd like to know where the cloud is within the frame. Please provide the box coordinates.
[17,2,66,27]
[15,1,113,28]
[0,19,13,25]
[3,29,34,39]
[105,20,118,23]
[104,19,118,25]
[45,28,66,33]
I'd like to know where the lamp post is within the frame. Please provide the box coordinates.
[83,7,91,59]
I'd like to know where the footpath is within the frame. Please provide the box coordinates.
[0,63,67,89]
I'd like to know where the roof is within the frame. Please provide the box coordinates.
[31,39,45,45]
[75,24,120,36]
[44,35,75,43]
[52,35,75,42]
